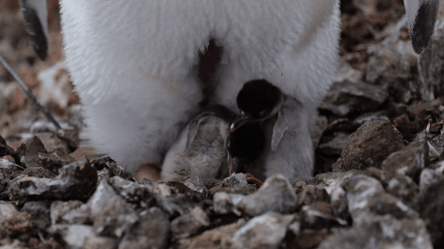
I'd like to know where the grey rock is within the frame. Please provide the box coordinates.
[188,220,245,249]
[366,41,419,103]
[20,155,43,168]
[0,202,19,222]
[54,128,81,151]
[0,136,15,159]
[300,202,347,230]
[320,81,388,116]
[60,204,91,225]
[297,185,330,208]
[50,200,83,224]
[51,224,118,249]
[213,192,244,216]
[183,180,210,199]
[341,120,404,170]
[38,152,75,174]
[237,174,297,216]
[232,212,291,249]
[35,132,71,154]
[318,133,350,155]
[90,157,134,181]
[318,215,433,249]
[381,133,429,179]
[97,167,112,185]
[119,207,170,249]
[109,176,153,204]
[87,180,138,238]
[419,167,444,190]
[171,206,210,239]
[19,159,97,200]
[15,136,47,163]
[21,201,51,230]
[222,173,248,189]
[416,177,444,246]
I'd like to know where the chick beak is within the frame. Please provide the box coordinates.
[229,157,240,176]
[230,113,253,132]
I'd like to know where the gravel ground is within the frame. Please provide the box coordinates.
[1,0,444,248]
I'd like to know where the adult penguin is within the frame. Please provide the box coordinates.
[19,0,439,181]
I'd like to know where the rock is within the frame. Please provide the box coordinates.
[297,185,330,208]
[188,221,245,249]
[419,165,444,190]
[171,206,210,238]
[15,136,47,163]
[11,166,55,179]
[183,180,210,199]
[222,173,248,189]
[300,202,347,229]
[360,167,419,206]
[21,201,51,230]
[320,81,388,116]
[118,207,170,249]
[90,157,133,181]
[0,202,19,222]
[0,135,15,158]
[416,177,444,247]
[19,155,43,168]
[318,215,433,249]
[237,174,297,216]
[38,152,76,174]
[232,212,291,249]
[87,180,138,238]
[109,176,153,204]
[366,41,418,103]
[51,224,117,249]
[54,129,81,151]
[50,200,83,224]
[318,133,350,155]
[287,228,331,249]
[381,133,428,180]
[213,192,244,216]
[341,120,404,170]
[35,133,71,154]
[344,174,385,223]
[19,159,97,200]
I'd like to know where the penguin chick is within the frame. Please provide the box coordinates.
[231,79,314,181]
[226,122,265,177]
[161,106,234,182]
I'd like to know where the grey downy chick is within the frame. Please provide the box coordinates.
[161,105,234,182]
[231,79,314,182]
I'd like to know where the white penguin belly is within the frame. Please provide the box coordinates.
[59,0,341,175]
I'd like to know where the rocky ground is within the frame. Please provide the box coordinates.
[1,0,444,248]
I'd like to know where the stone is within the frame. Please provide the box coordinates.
[19,155,43,168]
[87,180,138,238]
[416,178,444,247]
[318,133,350,155]
[188,221,245,249]
[297,185,330,208]
[35,133,71,154]
[237,174,297,216]
[381,133,428,179]
[300,202,347,230]
[109,176,153,204]
[341,120,404,171]
[90,157,133,181]
[118,207,170,249]
[318,215,433,249]
[222,173,248,189]
[213,192,244,216]
[38,152,76,174]
[15,136,47,163]
[0,136,15,159]
[419,166,444,190]
[54,129,81,151]
[171,206,210,239]
[18,159,97,200]
[50,200,83,224]
[21,201,52,230]
[51,224,117,249]
[320,81,388,116]
[232,212,291,249]
[183,180,210,199]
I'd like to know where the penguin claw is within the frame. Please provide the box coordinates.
[245,173,263,188]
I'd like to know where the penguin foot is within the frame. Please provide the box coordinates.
[245,173,263,188]
[136,163,161,183]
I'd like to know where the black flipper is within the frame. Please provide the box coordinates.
[20,0,48,60]
[404,0,440,54]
